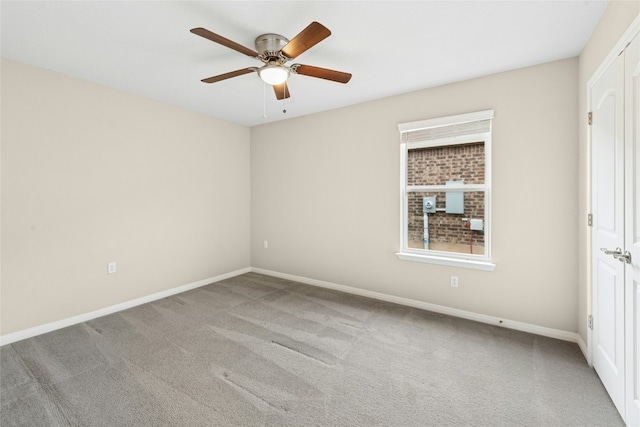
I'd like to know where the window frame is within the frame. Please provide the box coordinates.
[396,110,496,271]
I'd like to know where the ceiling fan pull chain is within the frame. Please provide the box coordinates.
[263,81,267,118]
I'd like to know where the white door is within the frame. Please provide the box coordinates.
[624,32,640,427]
[592,50,626,418]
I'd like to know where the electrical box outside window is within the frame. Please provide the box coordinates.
[470,219,484,231]
[445,181,464,214]
[423,196,436,213]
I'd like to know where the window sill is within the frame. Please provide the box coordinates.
[396,252,496,271]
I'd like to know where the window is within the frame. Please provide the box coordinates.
[396,110,495,271]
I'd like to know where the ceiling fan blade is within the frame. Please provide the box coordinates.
[273,82,291,100]
[281,22,331,59]
[201,68,256,84]
[292,64,352,84]
[191,27,259,57]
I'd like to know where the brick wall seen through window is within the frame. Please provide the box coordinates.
[407,142,485,254]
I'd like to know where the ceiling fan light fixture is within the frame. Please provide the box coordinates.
[258,63,290,85]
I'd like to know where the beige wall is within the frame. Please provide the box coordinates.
[251,57,579,332]
[5,2,630,339]
[1,60,251,335]
[577,2,640,344]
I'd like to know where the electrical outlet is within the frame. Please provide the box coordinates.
[450,276,459,288]
[264,240,269,249]
[107,262,117,274]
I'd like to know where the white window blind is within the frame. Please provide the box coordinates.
[398,110,494,144]
[400,119,491,143]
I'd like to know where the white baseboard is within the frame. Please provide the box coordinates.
[577,333,590,364]
[0,267,251,346]
[1,266,586,352]
[251,267,583,345]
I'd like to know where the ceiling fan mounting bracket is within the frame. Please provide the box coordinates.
[255,33,290,64]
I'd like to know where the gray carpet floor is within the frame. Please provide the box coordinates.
[1,272,624,426]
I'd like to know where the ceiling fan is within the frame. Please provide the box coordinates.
[190,22,352,100]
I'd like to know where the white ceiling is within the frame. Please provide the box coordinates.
[1,1,607,127]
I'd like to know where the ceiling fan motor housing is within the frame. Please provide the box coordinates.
[255,34,290,63]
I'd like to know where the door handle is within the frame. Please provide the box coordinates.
[614,251,632,264]
[600,247,622,256]
[600,247,632,264]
